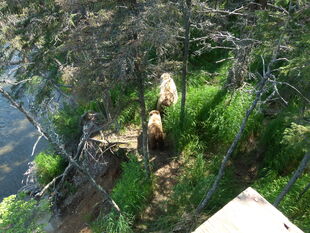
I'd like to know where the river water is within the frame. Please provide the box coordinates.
[0,95,47,201]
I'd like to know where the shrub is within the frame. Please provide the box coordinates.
[52,103,85,142]
[262,105,309,175]
[91,155,152,232]
[115,86,159,127]
[52,100,105,142]
[0,193,50,233]
[35,151,67,185]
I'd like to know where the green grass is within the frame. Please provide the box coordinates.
[0,193,50,233]
[114,85,159,128]
[35,150,67,185]
[164,84,220,152]
[164,83,261,154]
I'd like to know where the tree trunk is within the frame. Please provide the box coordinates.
[274,152,310,207]
[195,76,268,214]
[180,0,191,128]
[136,64,151,178]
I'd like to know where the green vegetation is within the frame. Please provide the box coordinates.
[164,82,261,153]
[35,150,67,185]
[0,193,50,233]
[261,105,310,175]
[91,155,152,232]
[52,101,105,142]
[253,172,310,231]
[1,0,309,232]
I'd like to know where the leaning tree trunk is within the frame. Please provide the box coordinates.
[180,0,191,128]
[274,152,310,207]
[136,64,151,178]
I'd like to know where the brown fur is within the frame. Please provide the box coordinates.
[157,73,178,112]
[148,110,164,150]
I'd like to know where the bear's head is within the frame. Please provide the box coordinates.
[160,73,171,81]
[149,110,160,116]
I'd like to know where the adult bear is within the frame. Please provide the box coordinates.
[147,110,164,150]
[156,73,178,112]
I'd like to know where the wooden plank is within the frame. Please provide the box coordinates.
[193,187,304,233]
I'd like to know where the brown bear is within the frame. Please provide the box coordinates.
[148,110,164,150]
[156,73,178,112]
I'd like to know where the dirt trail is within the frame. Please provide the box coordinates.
[135,147,181,232]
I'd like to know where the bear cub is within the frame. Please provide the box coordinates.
[148,110,164,150]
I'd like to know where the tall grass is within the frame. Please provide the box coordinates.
[164,83,261,154]
[164,85,220,152]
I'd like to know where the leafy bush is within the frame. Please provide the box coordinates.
[52,100,105,142]
[114,84,159,126]
[52,104,85,142]
[253,171,310,231]
[262,105,309,175]
[0,193,50,233]
[91,155,152,232]
[35,151,67,185]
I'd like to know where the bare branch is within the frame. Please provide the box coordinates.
[31,135,43,157]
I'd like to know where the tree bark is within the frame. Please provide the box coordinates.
[274,152,310,207]
[136,63,151,178]
[180,0,191,128]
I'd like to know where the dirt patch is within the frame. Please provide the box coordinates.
[233,133,265,185]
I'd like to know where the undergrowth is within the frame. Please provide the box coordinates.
[35,150,67,185]
[261,104,310,175]
[52,100,105,142]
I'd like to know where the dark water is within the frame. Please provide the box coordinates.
[0,95,47,201]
